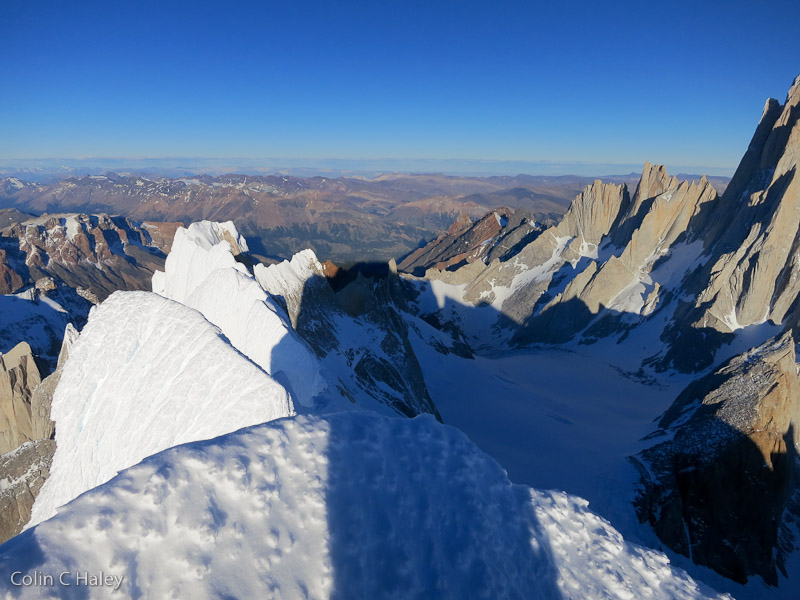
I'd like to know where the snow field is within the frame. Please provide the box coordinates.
[2,412,726,599]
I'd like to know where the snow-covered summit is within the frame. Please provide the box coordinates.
[2,411,727,599]
[28,291,294,527]
[152,221,324,405]
[151,220,250,304]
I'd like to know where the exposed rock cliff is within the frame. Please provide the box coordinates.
[0,440,55,544]
[0,327,75,544]
[0,343,41,455]
[256,251,441,420]
[686,76,800,334]
[0,213,176,300]
[397,208,545,277]
[633,333,799,585]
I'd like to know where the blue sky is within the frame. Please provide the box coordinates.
[2,0,797,175]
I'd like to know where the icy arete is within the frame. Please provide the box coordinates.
[28,291,294,527]
[152,220,324,405]
[1,412,727,600]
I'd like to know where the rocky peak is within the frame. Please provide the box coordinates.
[397,207,520,277]
[610,162,680,247]
[446,212,473,236]
[685,75,800,336]
[558,179,629,246]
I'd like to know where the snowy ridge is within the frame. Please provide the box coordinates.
[28,291,294,527]
[253,248,322,303]
[151,220,250,304]
[1,412,726,599]
[153,221,324,405]
[183,267,323,405]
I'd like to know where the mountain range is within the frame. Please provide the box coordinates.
[0,76,797,598]
[0,171,730,265]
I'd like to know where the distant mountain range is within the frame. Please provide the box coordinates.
[0,171,730,264]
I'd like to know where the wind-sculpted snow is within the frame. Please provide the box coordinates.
[253,248,322,310]
[153,221,324,405]
[28,291,294,528]
[0,412,725,599]
[151,220,250,305]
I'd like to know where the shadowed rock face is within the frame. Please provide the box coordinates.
[0,440,55,544]
[256,252,441,420]
[633,333,800,585]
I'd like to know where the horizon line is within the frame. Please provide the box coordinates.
[0,156,737,179]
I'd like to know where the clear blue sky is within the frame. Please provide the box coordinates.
[2,0,797,175]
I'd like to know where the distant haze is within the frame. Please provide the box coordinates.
[0,157,735,182]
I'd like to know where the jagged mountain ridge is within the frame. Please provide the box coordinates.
[0,212,177,300]
[415,77,800,373]
[399,75,800,591]
[0,218,731,599]
[0,78,793,599]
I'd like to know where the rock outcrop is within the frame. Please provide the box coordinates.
[633,333,799,585]
[256,251,442,420]
[0,327,75,544]
[0,440,55,543]
[397,208,544,276]
[0,213,175,302]
[0,342,42,455]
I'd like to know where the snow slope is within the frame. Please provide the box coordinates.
[406,311,798,599]
[0,412,726,599]
[152,221,324,405]
[28,291,294,527]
